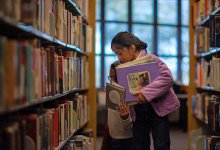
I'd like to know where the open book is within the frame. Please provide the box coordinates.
[116,56,160,105]
[105,82,125,111]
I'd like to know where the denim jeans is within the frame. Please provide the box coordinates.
[112,138,133,150]
[132,102,170,150]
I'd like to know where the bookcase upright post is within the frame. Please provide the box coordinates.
[86,0,97,148]
[188,0,201,148]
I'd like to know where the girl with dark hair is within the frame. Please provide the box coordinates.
[107,60,133,150]
[111,31,180,150]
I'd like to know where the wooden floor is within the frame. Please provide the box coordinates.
[96,125,188,150]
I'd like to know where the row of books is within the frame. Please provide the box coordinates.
[0,37,89,111]
[191,126,220,150]
[0,93,88,150]
[0,0,92,52]
[61,133,94,150]
[194,14,220,54]
[192,135,220,150]
[195,56,220,91]
[193,0,220,26]
[192,94,220,133]
[192,93,211,124]
[204,136,220,149]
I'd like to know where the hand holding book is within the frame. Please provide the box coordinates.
[116,56,160,105]
[133,91,147,104]
[118,103,129,120]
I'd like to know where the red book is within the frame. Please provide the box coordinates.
[58,56,64,93]
[48,46,56,95]
[45,108,59,149]
[23,114,40,150]
[53,108,59,147]
[40,49,46,96]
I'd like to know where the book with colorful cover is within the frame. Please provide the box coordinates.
[116,60,160,105]
[105,82,125,111]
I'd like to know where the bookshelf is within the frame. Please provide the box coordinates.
[0,0,96,150]
[189,0,220,149]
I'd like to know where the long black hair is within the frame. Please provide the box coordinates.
[110,61,120,83]
[111,31,148,51]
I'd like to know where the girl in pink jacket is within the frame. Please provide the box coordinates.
[111,31,180,150]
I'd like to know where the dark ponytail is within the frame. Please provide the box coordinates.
[111,31,148,51]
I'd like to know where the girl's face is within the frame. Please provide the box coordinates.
[112,44,137,64]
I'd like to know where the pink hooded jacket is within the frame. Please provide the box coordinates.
[135,50,180,117]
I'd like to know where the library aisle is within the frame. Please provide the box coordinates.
[96,126,188,150]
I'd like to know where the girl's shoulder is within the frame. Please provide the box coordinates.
[139,50,163,63]
[143,53,168,68]
[144,53,160,61]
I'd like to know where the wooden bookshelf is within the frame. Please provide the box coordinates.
[0,16,88,57]
[55,121,87,150]
[189,0,220,149]
[0,88,88,116]
[200,7,220,27]
[0,0,96,149]
[194,48,220,59]
[196,86,220,94]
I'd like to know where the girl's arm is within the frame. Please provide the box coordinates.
[118,103,133,128]
[140,55,174,102]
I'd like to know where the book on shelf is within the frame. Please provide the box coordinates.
[206,136,220,150]
[209,14,220,48]
[58,56,64,93]
[116,56,160,105]
[208,95,220,133]
[46,107,59,148]
[194,26,210,54]
[105,82,125,111]
[71,134,94,150]
[23,114,41,150]
[85,25,93,53]
[211,57,220,91]
[0,122,21,150]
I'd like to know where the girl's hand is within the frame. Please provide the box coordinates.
[118,103,129,120]
[133,91,146,104]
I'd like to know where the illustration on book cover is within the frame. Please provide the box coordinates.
[127,71,151,94]
[109,89,121,104]
[105,82,125,110]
